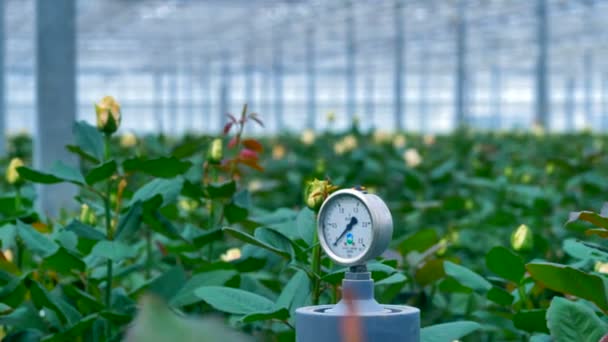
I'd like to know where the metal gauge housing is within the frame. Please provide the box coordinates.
[317,189,393,266]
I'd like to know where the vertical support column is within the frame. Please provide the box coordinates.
[564,76,575,131]
[219,55,231,131]
[534,0,549,128]
[243,44,255,110]
[185,63,194,132]
[602,73,608,131]
[345,0,356,124]
[200,64,211,133]
[393,0,404,131]
[169,70,178,135]
[364,67,375,129]
[455,0,468,128]
[0,0,5,156]
[491,64,502,130]
[36,0,77,215]
[154,71,164,134]
[273,34,284,132]
[419,49,429,133]
[306,25,316,130]
[261,70,271,129]
[583,52,593,127]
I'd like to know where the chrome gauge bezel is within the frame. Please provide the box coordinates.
[317,189,393,266]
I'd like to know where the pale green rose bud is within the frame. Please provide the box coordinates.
[304,179,338,212]
[207,138,223,164]
[80,204,97,226]
[6,158,24,186]
[511,224,534,251]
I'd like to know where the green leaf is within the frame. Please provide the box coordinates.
[43,314,98,342]
[254,227,293,258]
[194,286,283,319]
[85,160,117,185]
[513,309,549,333]
[145,266,187,302]
[16,221,59,257]
[48,160,85,184]
[30,281,81,326]
[206,181,237,199]
[115,201,143,241]
[190,228,224,249]
[42,247,86,274]
[90,240,137,262]
[486,286,514,306]
[125,295,251,342]
[527,262,608,311]
[0,303,47,331]
[72,120,104,162]
[296,208,316,246]
[170,270,238,307]
[585,229,608,238]
[64,220,105,241]
[17,167,62,184]
[486,246,526,283]
[4,329,44,342]
[241,308,289,323]
[421,321,481,342]
[397,229,439,255]
[444,261,491,293]
[276,270,311,323]
[224,202,248,223]
[171,137,207,159]
[546,297,607,342]
[130,178,184,207]
[223,227,291,260]
[123,157,192,178]
[568,210,608,230]
[66,145,100,164]
[563,239,608,262]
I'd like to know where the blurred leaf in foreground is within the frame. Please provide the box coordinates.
[125,295,251,342]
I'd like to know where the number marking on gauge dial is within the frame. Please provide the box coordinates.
[322,195,372,259]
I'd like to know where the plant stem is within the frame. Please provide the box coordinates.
[103,134,114,339]
[145,228,151,279]
[311,218,322,305]
[518,284,533,310]
[14,186,23,270]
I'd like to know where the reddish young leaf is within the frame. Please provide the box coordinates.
[239,158,264,172]
[248,113,264,127]
[242,138,264,153]
[156,241,168,256]
[223,122,234,135]
[228,137,238,149]
[239,148,258,160]
[227,113,238,123]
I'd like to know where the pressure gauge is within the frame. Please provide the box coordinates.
[317,189,393,266]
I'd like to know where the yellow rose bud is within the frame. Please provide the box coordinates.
[511,224,534,251]
[300,129,316,145]
[95,96,121,135]
[6,158,24,186]
[220,248,241,262]
[304,178,338,212]
[207,138,223,164]
[120,132,137,148]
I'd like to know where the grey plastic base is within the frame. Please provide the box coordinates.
[295,272,420,342]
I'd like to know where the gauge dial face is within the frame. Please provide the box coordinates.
[320,194,373,260]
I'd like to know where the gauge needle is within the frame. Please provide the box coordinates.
[333,216,358,246]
